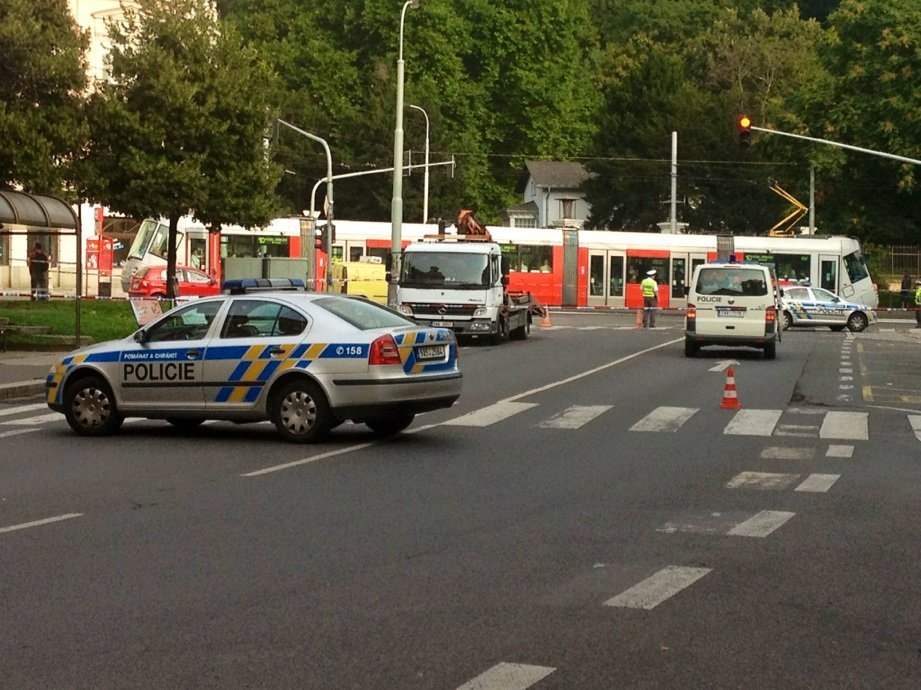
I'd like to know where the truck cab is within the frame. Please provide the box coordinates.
[396,238,531,343]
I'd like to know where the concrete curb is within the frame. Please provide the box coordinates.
[0,380,46,401]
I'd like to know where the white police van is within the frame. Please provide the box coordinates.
[685,262,781,359]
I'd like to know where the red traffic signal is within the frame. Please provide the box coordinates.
[737,115,752,146]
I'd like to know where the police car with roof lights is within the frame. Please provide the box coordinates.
[780,284,875,332]
[46,279,462,442]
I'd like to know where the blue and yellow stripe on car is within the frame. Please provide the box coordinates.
[394,329,456,375]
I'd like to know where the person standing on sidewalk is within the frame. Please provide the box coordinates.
[641,269,659,328]
[913,280,921,328]
[27,242,51,300]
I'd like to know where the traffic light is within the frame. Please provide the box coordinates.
[315,223,336,249]
[737,115,752,147]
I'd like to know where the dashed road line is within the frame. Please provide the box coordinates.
[456,663,556,690]
[603,565,712,610]
[727,510,795,537]
[0,513,83,535]
[795,473,840,493]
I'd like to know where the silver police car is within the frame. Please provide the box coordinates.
[780,285,876,332]
[46,282,462,442]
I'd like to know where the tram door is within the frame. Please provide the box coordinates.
[670,253,708,306]
[588,250,626,307]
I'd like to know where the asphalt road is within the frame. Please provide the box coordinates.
[1,313,920,689]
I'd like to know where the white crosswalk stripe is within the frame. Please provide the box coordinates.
[723,409,783,437]
[630,406,697,432]
[538,405,611,429]
[819,411,868,440]
[603,565,712,610]
[443,402,538,427]
[455,663,556,690]
[727,510,795,537]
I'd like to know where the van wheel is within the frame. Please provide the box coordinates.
[684,339,698,357]
[270,379,332,443]
[764,341,777,359]
[846,312,869,332]
[782,311,793,330]
[64,375,124,436]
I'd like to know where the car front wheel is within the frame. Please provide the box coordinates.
[64,375,124,436]
[782,311,793,330]
[846,312,869,332]
[270,378,332,443]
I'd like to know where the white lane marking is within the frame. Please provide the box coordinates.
[819,411,868,440]
[630,406,698,433]
[0,403,48,418]
[504,338,683,404]
[760,446,814,460]
[728,510,795,537]
[708,360,739,372]
[909,416,921,442]
[443,402,538,427]
[826,444,854,458]
[0,412,62,426]
[795,473,840,493]
[839,367,853,374]
[0,428,40,439]
[774,424,818,437]
[603,565,711,610]
[723,409,782,436]
[456,662,556,690]
[0,513,83,534]
[241,442,376,477]
[538,405,611,429]
[725,472,799,490]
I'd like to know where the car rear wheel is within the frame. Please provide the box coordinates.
[684,339,698,357]
[846,312,869,332]
[270,378,332,443]
[64,375,124,436]
[365,413,415,436]
[782,311,793,330]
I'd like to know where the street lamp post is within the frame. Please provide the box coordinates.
[388,0,419,308]
[409,104,429,223]
[276,119,333,289]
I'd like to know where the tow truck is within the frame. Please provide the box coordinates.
[395,213,538,344]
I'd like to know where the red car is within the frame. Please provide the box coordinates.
[128,265,220,298]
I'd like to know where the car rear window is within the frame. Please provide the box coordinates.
[696,268,768,296]
[314,297,415,330]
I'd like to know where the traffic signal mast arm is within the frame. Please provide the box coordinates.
[750,124,921,167]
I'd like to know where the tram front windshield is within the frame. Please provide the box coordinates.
[127,219,169,260]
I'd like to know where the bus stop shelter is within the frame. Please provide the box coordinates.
[0,189,84,344]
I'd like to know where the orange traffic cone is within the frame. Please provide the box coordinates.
[720,366,742,409]
[540,307,552,328]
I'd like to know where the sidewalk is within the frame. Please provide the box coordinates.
[0,350,66,401]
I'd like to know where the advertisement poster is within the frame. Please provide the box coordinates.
[86,237,114,277]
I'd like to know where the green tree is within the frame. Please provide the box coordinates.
[81,0,280,297]
[0,0,87,193]
[816,0,921,243]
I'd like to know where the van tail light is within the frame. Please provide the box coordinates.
[369,334,402,365]
[765,305,776,322]
[686,304,696,320]
[686,304,696,332]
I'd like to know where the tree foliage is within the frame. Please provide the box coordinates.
[81,0,280,296]
[0,0,87,194]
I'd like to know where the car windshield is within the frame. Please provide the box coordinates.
[696,268,768,296]
[400,251,489,288]
[314,297,415,330]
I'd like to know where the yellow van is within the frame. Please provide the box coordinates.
[329,258,388,304]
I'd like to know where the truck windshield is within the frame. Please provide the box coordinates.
[401,251,489,289]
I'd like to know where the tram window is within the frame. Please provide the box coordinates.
[747,253,810,282]
[843,251,869,282]
[502,244,552,273]
[0,235,7,265]
[349,246,363,261]
[627,259,669,284]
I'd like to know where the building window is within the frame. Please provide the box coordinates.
[511,216,537,229]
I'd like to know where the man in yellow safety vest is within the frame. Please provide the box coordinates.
[641,269,659,328]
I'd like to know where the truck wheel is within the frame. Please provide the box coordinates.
[489,316,508,345]
[64,375,124,436]
[365,413,415,436]
[510,315,530,340]
[270,378,332,443]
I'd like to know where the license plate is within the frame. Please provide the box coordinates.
[416,345,445,360]
[430,321,451,327]
[716,308,745,318]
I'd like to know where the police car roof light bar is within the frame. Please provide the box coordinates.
[222,278,306,294]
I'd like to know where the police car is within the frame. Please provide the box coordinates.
[780,285,875,332]
[46,279,462,442]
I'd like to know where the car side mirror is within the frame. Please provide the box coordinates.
[133,329,149,344]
